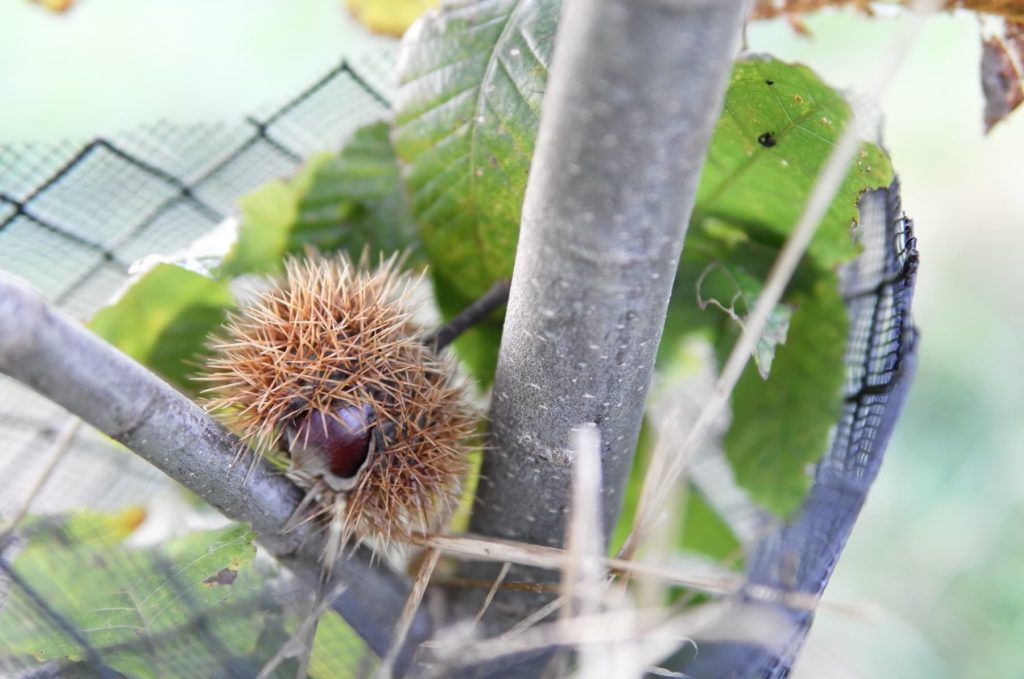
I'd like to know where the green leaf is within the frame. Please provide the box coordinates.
[393,10,886,402]
[222,121,415,277]
[89,263,234,393]
[393,0,561,301]
[293,121,418,261]
[735,271,793,379]
[658,253,722,367]
[724,275,848,516]
[661,227,792,374]
[307,609,374,677]
[679,488,742,562]
[395,14,890,296]
[0,519,272,677]
[694,57,893,269]
[221,167,317,277]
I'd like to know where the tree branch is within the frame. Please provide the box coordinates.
[463,0,748,630]
[0,273,428,673]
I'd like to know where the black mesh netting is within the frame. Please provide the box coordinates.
[0,47,918,678]
[0,52,396,678]
[674,182,919,678]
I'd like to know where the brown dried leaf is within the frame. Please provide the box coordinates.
[981,16,1024,131]
[749,0,874,21]
[749,1,1024,23]
[748,2,1024,135]
[30,0,77,12]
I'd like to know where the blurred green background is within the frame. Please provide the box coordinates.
[1,2,1021,677]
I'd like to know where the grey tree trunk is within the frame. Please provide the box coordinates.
[461,0,748,634]
[0,1,754,676]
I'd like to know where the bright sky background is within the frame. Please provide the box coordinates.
[0,0,390,141]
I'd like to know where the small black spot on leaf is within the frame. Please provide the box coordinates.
[766,79,775,86]
[757,132,777,148]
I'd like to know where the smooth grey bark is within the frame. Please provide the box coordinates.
[463,0,748,629]
[0,274,427,673]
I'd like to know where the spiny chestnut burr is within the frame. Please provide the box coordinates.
[202,254,476,570]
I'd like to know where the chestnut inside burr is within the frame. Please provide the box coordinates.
[287,404,374,486]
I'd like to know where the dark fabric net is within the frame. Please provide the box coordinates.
[0,57,391,320]
[674,180,919,678]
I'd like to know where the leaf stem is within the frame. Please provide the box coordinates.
[426,278,510,352]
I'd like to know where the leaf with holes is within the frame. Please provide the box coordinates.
[724,275,848,516]
[697,262,793,379]
[0,519,278,677]
[662,225,798,378]
[694,57,893,269]
[393,0,560,302]
[89,263,235,394]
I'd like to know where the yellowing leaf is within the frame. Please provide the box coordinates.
[347,0,439,37]
[31,0,77,12]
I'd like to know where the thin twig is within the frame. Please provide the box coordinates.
[563,424,610,677]
[426,278,510,352]
[438,576,556,594]
[430,603,716,672]
[474,562,512,625]
[0,417,81,540]
[416,531,870,617]
[503,597,566,639]
[562,424,605,622]
[377,546,442,679]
